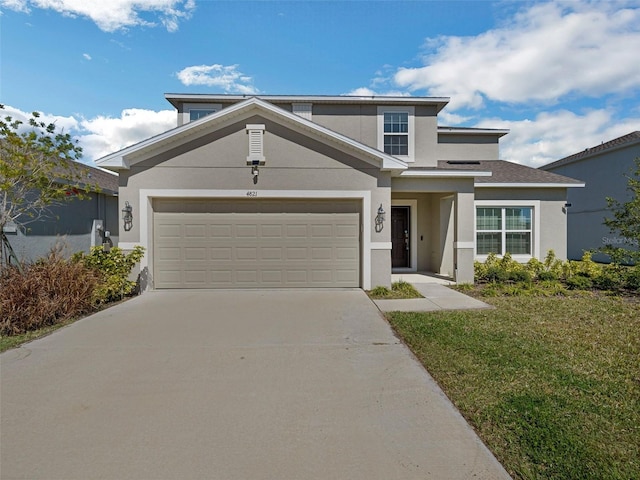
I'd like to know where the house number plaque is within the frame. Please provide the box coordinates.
[246,191,258,197]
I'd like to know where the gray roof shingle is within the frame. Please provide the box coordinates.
[59,160,119,194]
[436,160,583,185]
[540,131,640,171]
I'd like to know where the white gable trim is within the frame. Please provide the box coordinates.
[96,97,407,172]
[399,170,492,178]
[476,182,585,188]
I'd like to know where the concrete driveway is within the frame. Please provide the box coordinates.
[1,290,510,480]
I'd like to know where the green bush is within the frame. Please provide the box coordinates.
[485,265,510,283]
[593,265,626,292]
[0,250,99,335]
[624,265,640,291]
[543,250,565,278]
[537,270,558,281]
[566,274,593,290]
[473,248,640,295]
[72,246,145,304]
[509,269,532,283]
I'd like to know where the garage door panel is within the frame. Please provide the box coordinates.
[336,247,358,259]
[210,247,232,260]
[311,247,332,260]
[184,270,207,284]
[261,247,283,260]
[261,224,283,237]
[156,224,181,238]
[157,247,181,261]
[210,224,233,238]
[154,205,360,288]
[261,270,283,283]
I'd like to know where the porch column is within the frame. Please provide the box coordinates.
[454,191,475,284]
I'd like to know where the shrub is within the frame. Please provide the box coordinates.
[526,257,545,278]
[0,250,99,335]
[485,266,510,283]
[566,275,593,290]
[509,269,532,283]
[593,265,626,292]
[72,246,145,304]
[537,270,558,281]
[624,265,640,291]
[544,250,565,279]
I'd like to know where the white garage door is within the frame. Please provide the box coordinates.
[153,199,360,288]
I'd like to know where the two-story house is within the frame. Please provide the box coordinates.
[96,94,583,290]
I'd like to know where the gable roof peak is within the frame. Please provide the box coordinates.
[96,95,406,172]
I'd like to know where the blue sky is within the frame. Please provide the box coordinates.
[1,0,639,166]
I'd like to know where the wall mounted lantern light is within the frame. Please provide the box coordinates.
[375,204,386,232]
[251,164,259,184]
[122,201,133,232]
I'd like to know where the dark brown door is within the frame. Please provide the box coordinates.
[391,207,410,268]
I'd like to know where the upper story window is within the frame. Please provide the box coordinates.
[384,112,409,155]
[179,103,222,126]
[190,109,216,121]
[377,106,414,161]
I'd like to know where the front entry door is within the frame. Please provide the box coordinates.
[391,207,410,268]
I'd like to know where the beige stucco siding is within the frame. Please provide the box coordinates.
[311,104,377,147]
[437,135,500,162]
[413,106,439,167]
[116,114,391,289]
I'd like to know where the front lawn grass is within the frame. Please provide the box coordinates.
[388,294,639,480]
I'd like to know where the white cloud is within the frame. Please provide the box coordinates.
[344,87,410,97]
[476,109,640,168]
[82,53,91,60]
[0,0,195,32]
[0,104,175,163]
[1,0,29,12]
[393,1,640,110]
[176,64,259,94]
[78,108,176,160]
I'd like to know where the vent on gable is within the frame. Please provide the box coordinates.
[246,124,266,165]
[292,103,312,120]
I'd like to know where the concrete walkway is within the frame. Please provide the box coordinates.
[373,274,492,312]
[1,290,509,479]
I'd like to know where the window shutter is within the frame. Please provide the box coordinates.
[292,103,312,120]
[246,124,265,165]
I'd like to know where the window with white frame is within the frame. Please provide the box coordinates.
[384,112,409,155]
[377,106,414,160]
[189,109,216,121]
[476,206,533,255]
[180,103,222,125]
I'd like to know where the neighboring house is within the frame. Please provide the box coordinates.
[96,94,582,290]
[540,131,640,262]
[2,163,119,262]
